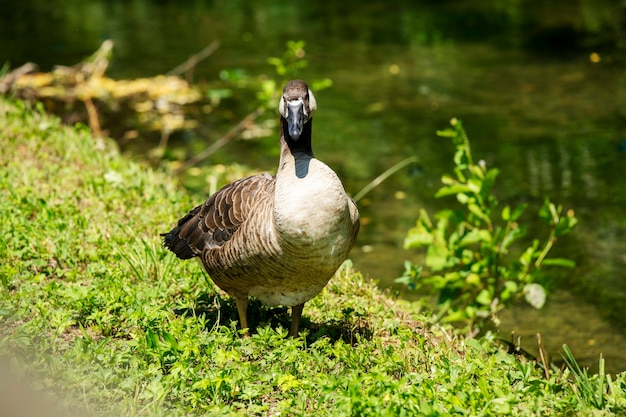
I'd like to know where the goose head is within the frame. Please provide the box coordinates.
[279,80,317,140]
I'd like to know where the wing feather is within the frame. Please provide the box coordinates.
[162,173,273,259]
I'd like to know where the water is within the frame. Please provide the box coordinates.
[2,0,625,373]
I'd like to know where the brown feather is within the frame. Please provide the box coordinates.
[162,173,273,258]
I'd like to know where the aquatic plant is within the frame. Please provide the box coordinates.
[398,119,578,334]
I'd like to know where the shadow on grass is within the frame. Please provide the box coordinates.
[173,291,373,345]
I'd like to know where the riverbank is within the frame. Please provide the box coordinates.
[1,97,624,416]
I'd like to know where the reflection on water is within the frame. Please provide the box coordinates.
[2,0,625,373]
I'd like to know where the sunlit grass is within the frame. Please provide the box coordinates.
[1,97,625,416]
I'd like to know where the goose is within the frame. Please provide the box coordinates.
[162,80,360,336]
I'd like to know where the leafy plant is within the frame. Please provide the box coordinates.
[397,119,578,333]
[267,40,332,91]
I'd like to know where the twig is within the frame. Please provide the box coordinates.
[167,40,221,77]
[75,72,103,138]
[537,333,550,379]
[174,106,266,175]
[0,62,38,93]
[83,97,103,138]
[353,156,418,203]
[158,128,171,153]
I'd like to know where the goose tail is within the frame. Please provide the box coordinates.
[161,205,203,260]
[161,228,197,260]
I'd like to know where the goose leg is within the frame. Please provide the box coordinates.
[289,303,305,337]
[234,297,250,336]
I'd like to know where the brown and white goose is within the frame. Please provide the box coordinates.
[162,80,360,336]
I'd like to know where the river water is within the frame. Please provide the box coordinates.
[2,0,625,373]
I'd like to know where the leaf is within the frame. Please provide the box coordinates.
[419,208,433,228]
[519,240,539,266]
[501,205,511,221]
[476,289,493,306]
[468,203,491,224]
[500,280,519,301]
[422,274,447,289]
[145,328,159,350]
[465,273,481,286]
[277,374,302,390]
[538,198,553,223]
[549,201,560,220]
[542,258,576,268]
[453,148,468,168]
[441,309,468,323]
[468,164,486,179]
[453,166,467,183]
[425,244,449,271]
[162,331,179,352]
[436,128,455,138]
[524,283,547,309]
[404,224,433,249]
[433,214,451,242]
[435,184,472,198]
[510,203,527,222]
[467,178,482,193]
[441,174,456,185]
[458,229,491,247]
[500,225,526,252]
[395,275,411,285]
[555,215,578,237]
[481,168,499,197]
[456,193,470,204]
[567,214,578,229]
[442,271,463,286]
[396,262,422,287]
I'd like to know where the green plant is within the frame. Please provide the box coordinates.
[267,40,332,91]
[397,119,578,333]
[562,344,608,410]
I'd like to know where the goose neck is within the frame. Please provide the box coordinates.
[279,118,313,159]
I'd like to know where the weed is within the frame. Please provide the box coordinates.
[398,119,578,334]
[562,344,608,410]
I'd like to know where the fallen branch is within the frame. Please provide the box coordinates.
[1,40,202,140]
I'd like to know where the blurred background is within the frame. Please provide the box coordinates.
[1,0,625,372]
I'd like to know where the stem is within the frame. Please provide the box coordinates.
[353,156,418,203]
[535,231,556,267]
[167,40,221,77]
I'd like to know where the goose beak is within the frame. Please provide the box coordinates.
[286,100,306,140]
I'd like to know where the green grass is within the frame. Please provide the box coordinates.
[1,97,625,416]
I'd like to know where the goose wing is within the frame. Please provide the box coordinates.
[162,173,274,259]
